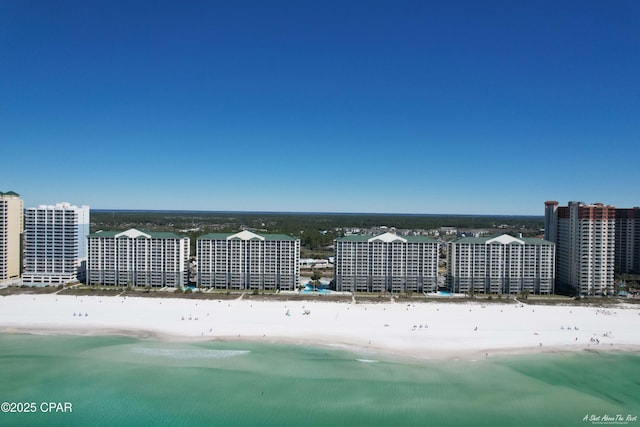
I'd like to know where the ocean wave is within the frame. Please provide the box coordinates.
[132,347,250,359]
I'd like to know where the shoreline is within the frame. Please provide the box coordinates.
[1,294,639,361]
[3,326,640,367]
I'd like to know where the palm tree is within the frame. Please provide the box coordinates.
[311,270,322,291]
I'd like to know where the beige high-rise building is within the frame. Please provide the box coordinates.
[545,201,615,295]
[0,191,23,281]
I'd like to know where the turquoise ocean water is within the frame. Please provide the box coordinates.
[0,333,638,427]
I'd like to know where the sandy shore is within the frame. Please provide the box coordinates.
[1,294,639,360]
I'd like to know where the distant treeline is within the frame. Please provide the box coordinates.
[91,210,544,231]
[91,210,544,255]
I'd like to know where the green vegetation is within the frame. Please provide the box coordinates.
[0,285,59,296]
[617,273,640,288]
[54,287,122,296]
[518,290,530,300]
[91,210,544,256]
[310,270,322,290]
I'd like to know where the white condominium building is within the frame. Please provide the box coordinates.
[447,234,555,295]
[87,228,190,287]
[334,232,439,293]
[0,191,23,281]
[23,202,90,284]
[545,201,615,295]
[197,230,300,291]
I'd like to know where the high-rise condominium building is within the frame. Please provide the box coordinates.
[23,202,90,284]
[544,201,558,243]
[615,207,640,275]
[447,234,555,295]
[544,201,615,295]
[0,191,23,281]
[87,228,190,287]
[334,232,438,293]
[197,230,300,291]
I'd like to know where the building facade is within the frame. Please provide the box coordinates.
[334,232,438,293]
[447,234,555,295]
[87,228,190,287]
[545,201,615,295]
[544,201,558,243]
[0,191,23,281]
[615,207,640,275]
[197,230,300,291]
[23,202,90,284]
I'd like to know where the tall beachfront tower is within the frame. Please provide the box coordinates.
[615,207,640,275]
[22,203,90,284]
[334,232,438,293]
[87,228,190,287]
[197,230,300,291]
[0,191,23,281]
[447,234,555,295]
[544,201,558,243]
[545,201,615,295]
[23,202,90,284]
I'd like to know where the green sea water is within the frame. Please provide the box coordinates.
[0,334,638,427]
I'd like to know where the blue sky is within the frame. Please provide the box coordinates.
[1,1,638,215]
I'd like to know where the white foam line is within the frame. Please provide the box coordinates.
[132,348,250,359]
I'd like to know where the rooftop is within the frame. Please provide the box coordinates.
[338,232,438,243]
[453,234,553,245]
[88,228,187,239]
[198,230,298,241]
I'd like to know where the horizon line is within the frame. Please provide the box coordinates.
[90,208,543,218]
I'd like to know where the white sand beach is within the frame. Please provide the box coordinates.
[1,294,639,360]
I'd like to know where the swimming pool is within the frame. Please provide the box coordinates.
[300,289,333,295]
[301,284,333,295]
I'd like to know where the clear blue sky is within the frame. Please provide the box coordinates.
[2,1,638,215]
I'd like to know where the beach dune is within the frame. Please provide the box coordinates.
[1,294,638,360]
